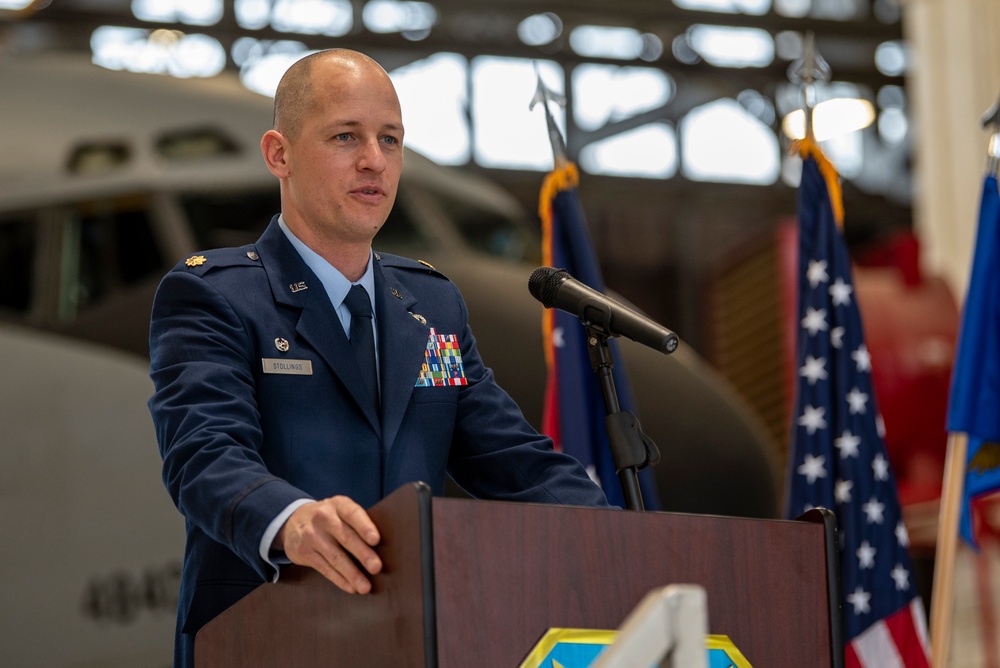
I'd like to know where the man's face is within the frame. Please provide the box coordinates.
[281,61,404,247]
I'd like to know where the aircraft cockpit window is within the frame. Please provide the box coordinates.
[183,189,281,249]
[427,189,540,264]
[373,192,426,251]
[66,142,131,175]
[182,187,427,253]
[58,201,164,321]
[0,215,36,315]
[156,127,240,161]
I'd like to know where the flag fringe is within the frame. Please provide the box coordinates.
[796,137,845,227]
[539,162,581,266]
[538,162,580,371]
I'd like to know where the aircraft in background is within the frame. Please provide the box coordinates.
[0,54,778,666]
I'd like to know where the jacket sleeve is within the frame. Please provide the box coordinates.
[442,280,611,508]
[147,268,312,580]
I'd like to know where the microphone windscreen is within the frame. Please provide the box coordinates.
[528,266,565,307]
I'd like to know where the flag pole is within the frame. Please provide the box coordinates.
[930,431,968,667]
[787,31,831,143]
[980,94,1000,178]
[529,62,569,170]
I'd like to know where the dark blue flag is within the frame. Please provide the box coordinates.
[539,162,659,510]
[946,175,1000,547]
[784,139,929,666]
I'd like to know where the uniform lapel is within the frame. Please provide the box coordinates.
[373,256,432,453]
[255,219,381,432]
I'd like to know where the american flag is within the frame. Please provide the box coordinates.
[784,138,930,666]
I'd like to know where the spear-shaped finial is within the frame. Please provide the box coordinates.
[980,93,1000,175]
[529,62,568,168]
[787,32,831,141]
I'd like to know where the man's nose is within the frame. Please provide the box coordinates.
[357,138,386,172]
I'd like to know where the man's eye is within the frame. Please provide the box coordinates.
[382,136,398,145]
[335,133,351,141]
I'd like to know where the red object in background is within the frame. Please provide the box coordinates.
[779,224,959,508]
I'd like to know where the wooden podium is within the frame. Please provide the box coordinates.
[196,483,843,667]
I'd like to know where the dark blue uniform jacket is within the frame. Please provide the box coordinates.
[147,217,608,667]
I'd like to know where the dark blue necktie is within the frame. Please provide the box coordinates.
[344,284,379,413]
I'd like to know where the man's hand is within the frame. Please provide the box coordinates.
[274,496,382,594]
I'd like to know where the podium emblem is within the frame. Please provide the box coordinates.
[518,628,752,668]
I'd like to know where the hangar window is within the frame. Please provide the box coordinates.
[132,0,223,25]
[680,98,780,184]
[238,43,312,97]
[363,1,437,36]
[270,0,352,35]
[687,25,774,68]
[572,65,674,132]
[580,124,678,179]
[568,25,658,61]
[0,215,36,315]
[673,0,770,13]
[91,26,226,78]
[391,52,469,166]
[517,13,562,46]
[471,56,565,171]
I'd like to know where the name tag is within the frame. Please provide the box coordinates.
[261,358,313,375]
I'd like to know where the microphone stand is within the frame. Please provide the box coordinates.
[582,318,661,512]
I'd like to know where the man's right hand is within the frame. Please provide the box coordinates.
[273,495,382,594]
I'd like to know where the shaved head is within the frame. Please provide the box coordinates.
[259,47,404,279]
[272,49,392,140]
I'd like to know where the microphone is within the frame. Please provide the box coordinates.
[528,267,679,354]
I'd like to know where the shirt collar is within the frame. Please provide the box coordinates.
[278,216,377,326]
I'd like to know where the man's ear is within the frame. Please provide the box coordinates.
[261,130,290,177]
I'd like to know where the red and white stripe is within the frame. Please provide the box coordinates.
[845,599,930,668]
